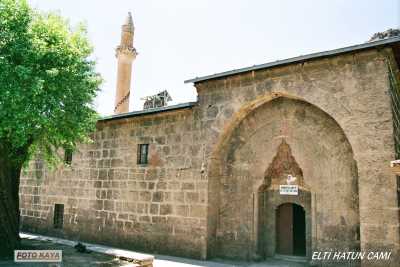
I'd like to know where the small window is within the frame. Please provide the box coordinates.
[53,204,64,229]
[64,148,72,165]
[137,144,149,165]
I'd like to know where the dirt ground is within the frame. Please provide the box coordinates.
[0,238,131,267]
[0,238,309,267]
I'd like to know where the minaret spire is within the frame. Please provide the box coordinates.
[125,12,134,29]
[114,12,137,114]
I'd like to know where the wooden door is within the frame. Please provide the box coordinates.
[276,203,293,255]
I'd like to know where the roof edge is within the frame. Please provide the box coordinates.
[184,37,400,84]
[98,102,197,122]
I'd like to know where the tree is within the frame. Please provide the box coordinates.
[0,0,101,257]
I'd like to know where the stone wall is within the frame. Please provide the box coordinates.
[213,98,359,259]
[19,108,208,259]
[19,46,400,265]
[195,48,399,265]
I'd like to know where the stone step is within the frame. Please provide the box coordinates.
[274,254,308,263]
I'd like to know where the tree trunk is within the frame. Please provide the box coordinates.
[0,142,26,259]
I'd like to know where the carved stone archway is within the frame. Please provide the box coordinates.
[206,96,359,262]
[257,139,311,258]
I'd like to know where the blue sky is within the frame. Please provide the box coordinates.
[28,0,399,115]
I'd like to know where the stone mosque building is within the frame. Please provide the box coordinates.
[19,13,400,266]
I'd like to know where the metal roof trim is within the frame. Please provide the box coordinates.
[98,102,197,122]
[184,37,400,84]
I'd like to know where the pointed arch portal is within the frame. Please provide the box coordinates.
[257,138,311,258]
[207,96,359,261]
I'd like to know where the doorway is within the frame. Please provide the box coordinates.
[276,203,306,256]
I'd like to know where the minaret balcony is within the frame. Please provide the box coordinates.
[115,45,137,58]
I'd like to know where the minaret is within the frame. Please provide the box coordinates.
[114,12,137,114]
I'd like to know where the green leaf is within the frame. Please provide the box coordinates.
[0,0,102,166]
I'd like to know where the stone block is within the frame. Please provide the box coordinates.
[152,192,163,202]
[137,203,148,214]
[173,192,184,203]
[168,181,180,190]
[104,200,115,211]
[175,205,189,217]
[111,159,123,167]
[185,192,199,203]
[160,204,173,215]
[190,205,206,218]
[139,216,151,223]
[182,183,195,191]
[139,192,152,202]
[150,204,159,215]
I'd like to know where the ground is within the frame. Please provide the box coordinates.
[0,237,308,267]
[0,238,131,267]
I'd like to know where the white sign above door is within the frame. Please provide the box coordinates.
[279,185,298,195]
